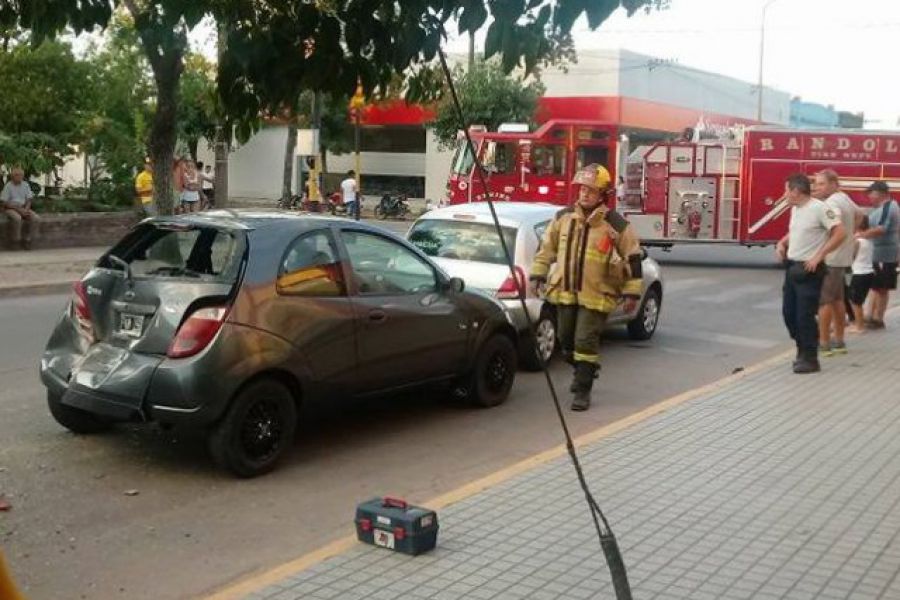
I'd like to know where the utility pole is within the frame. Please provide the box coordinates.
[349,83,365,221]
[468,31,475,70]
[757,0,780,123]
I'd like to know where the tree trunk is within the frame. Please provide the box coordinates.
[148,67,180,215]
[282,122,298,203]
[188,139,199,162]
[214,21,230,208]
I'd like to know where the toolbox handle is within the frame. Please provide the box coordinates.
[382,496,408,510]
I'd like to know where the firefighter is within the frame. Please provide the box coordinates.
[529,164,644,411]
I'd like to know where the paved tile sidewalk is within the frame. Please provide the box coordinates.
[246,315,900,600]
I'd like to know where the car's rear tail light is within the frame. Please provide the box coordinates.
[167,307,229,359]
[71,281,93,337]
[496,266,527,300]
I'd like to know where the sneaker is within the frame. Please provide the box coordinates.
[831,340,848,355]
[819,343,834,358]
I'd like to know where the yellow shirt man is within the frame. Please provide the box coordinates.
[135,166,153,206]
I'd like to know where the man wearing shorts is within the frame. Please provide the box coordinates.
[812,170,858,356]
[858,181,899,329]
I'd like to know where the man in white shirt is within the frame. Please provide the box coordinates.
[1,167,40,250]
[811,170,859,356]
[775,174,846,374]
[341,170,359,220]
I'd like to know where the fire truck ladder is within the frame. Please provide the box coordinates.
[718,145,741,240]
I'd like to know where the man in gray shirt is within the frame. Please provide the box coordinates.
[1,167,40,250]
[858,181,899,329]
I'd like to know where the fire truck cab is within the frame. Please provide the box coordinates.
[623,126,900,247]
[447,120,619,206]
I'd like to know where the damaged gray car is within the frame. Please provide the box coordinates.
[40,212,518,477]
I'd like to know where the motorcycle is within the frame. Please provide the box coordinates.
[327,191,353,216]
[374,193,410,220]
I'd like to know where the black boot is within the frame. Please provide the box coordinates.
[571,362,598,411]
[568,360,600,392]
[793,350,820,374]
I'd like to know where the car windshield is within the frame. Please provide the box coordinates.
[408,219,517,266]
[99,223,244,283]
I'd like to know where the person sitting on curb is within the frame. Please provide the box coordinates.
[1,167,41,250]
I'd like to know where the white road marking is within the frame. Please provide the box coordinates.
[695,284,775,304]
[663,326,779,349]
[663,277,718,294]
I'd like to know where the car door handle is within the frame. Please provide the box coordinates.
[368,310,387,323]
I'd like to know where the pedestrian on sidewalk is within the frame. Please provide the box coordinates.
[812,170,859,356]
[775,174,846,373]
[1,166,40,250]
[856,181,898,330]
[849,215,875,334]
[341,170,359,220]
[134,159,155,216]
[529,163,643,411]
[198,161,215,209]
[180,159,202,213]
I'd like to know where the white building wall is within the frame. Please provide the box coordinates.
[538,49,622,97]
[425,130,454,203]
[327,151,425,179]
[224,125,289,200]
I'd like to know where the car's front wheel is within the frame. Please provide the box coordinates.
[467,334,517,408]
[47,391,112,434]
[522,309,557,371]
[209,379,298,478]
[627,286,662,341]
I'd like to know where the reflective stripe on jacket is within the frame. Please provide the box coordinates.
[531,204,643,312]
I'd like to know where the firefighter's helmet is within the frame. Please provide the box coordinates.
[572,164,611,190]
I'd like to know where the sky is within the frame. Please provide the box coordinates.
[442,0,900,129]
[181,0,899,129]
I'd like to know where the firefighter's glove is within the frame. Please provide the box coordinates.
[529,275,546,297]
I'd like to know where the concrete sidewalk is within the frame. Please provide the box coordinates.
[0,247,104,297]
[226,315,900,600]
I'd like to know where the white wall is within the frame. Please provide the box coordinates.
[539,49,622,97]
[425,130,454,203]
[326,151,425,178]
[224,125,289,200]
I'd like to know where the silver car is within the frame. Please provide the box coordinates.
[407,203,664,370]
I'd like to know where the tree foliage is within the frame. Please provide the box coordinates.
[430,61,545,150]
[178,52,217,160]
[2,0,666,210]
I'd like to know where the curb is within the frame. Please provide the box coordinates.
[0,281,73,299]
[200,345,798,600]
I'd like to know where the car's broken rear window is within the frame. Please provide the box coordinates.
[100,224,244,283]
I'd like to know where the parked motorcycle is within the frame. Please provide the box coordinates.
[327,192,352,216]
[374,193,410,219]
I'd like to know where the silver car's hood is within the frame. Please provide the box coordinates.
[431,257,512,293]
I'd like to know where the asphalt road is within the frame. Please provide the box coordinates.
[1,234,807,600]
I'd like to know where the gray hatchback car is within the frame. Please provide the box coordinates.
[40,212,518,476]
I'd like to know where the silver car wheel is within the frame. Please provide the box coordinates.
[643,295,660,333]
[535,317,557,363]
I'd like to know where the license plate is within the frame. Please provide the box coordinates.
[373,529,395,549]
[119,313,145,338]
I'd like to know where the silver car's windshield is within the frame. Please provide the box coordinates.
[409,219,517,266]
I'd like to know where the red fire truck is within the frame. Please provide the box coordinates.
[446,120,620,206]
[447,121,900,247]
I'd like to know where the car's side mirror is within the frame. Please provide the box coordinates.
[447,277,465,294]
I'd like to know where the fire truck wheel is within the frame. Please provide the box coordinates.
[627,285,661,341]
[521,309,557,371]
